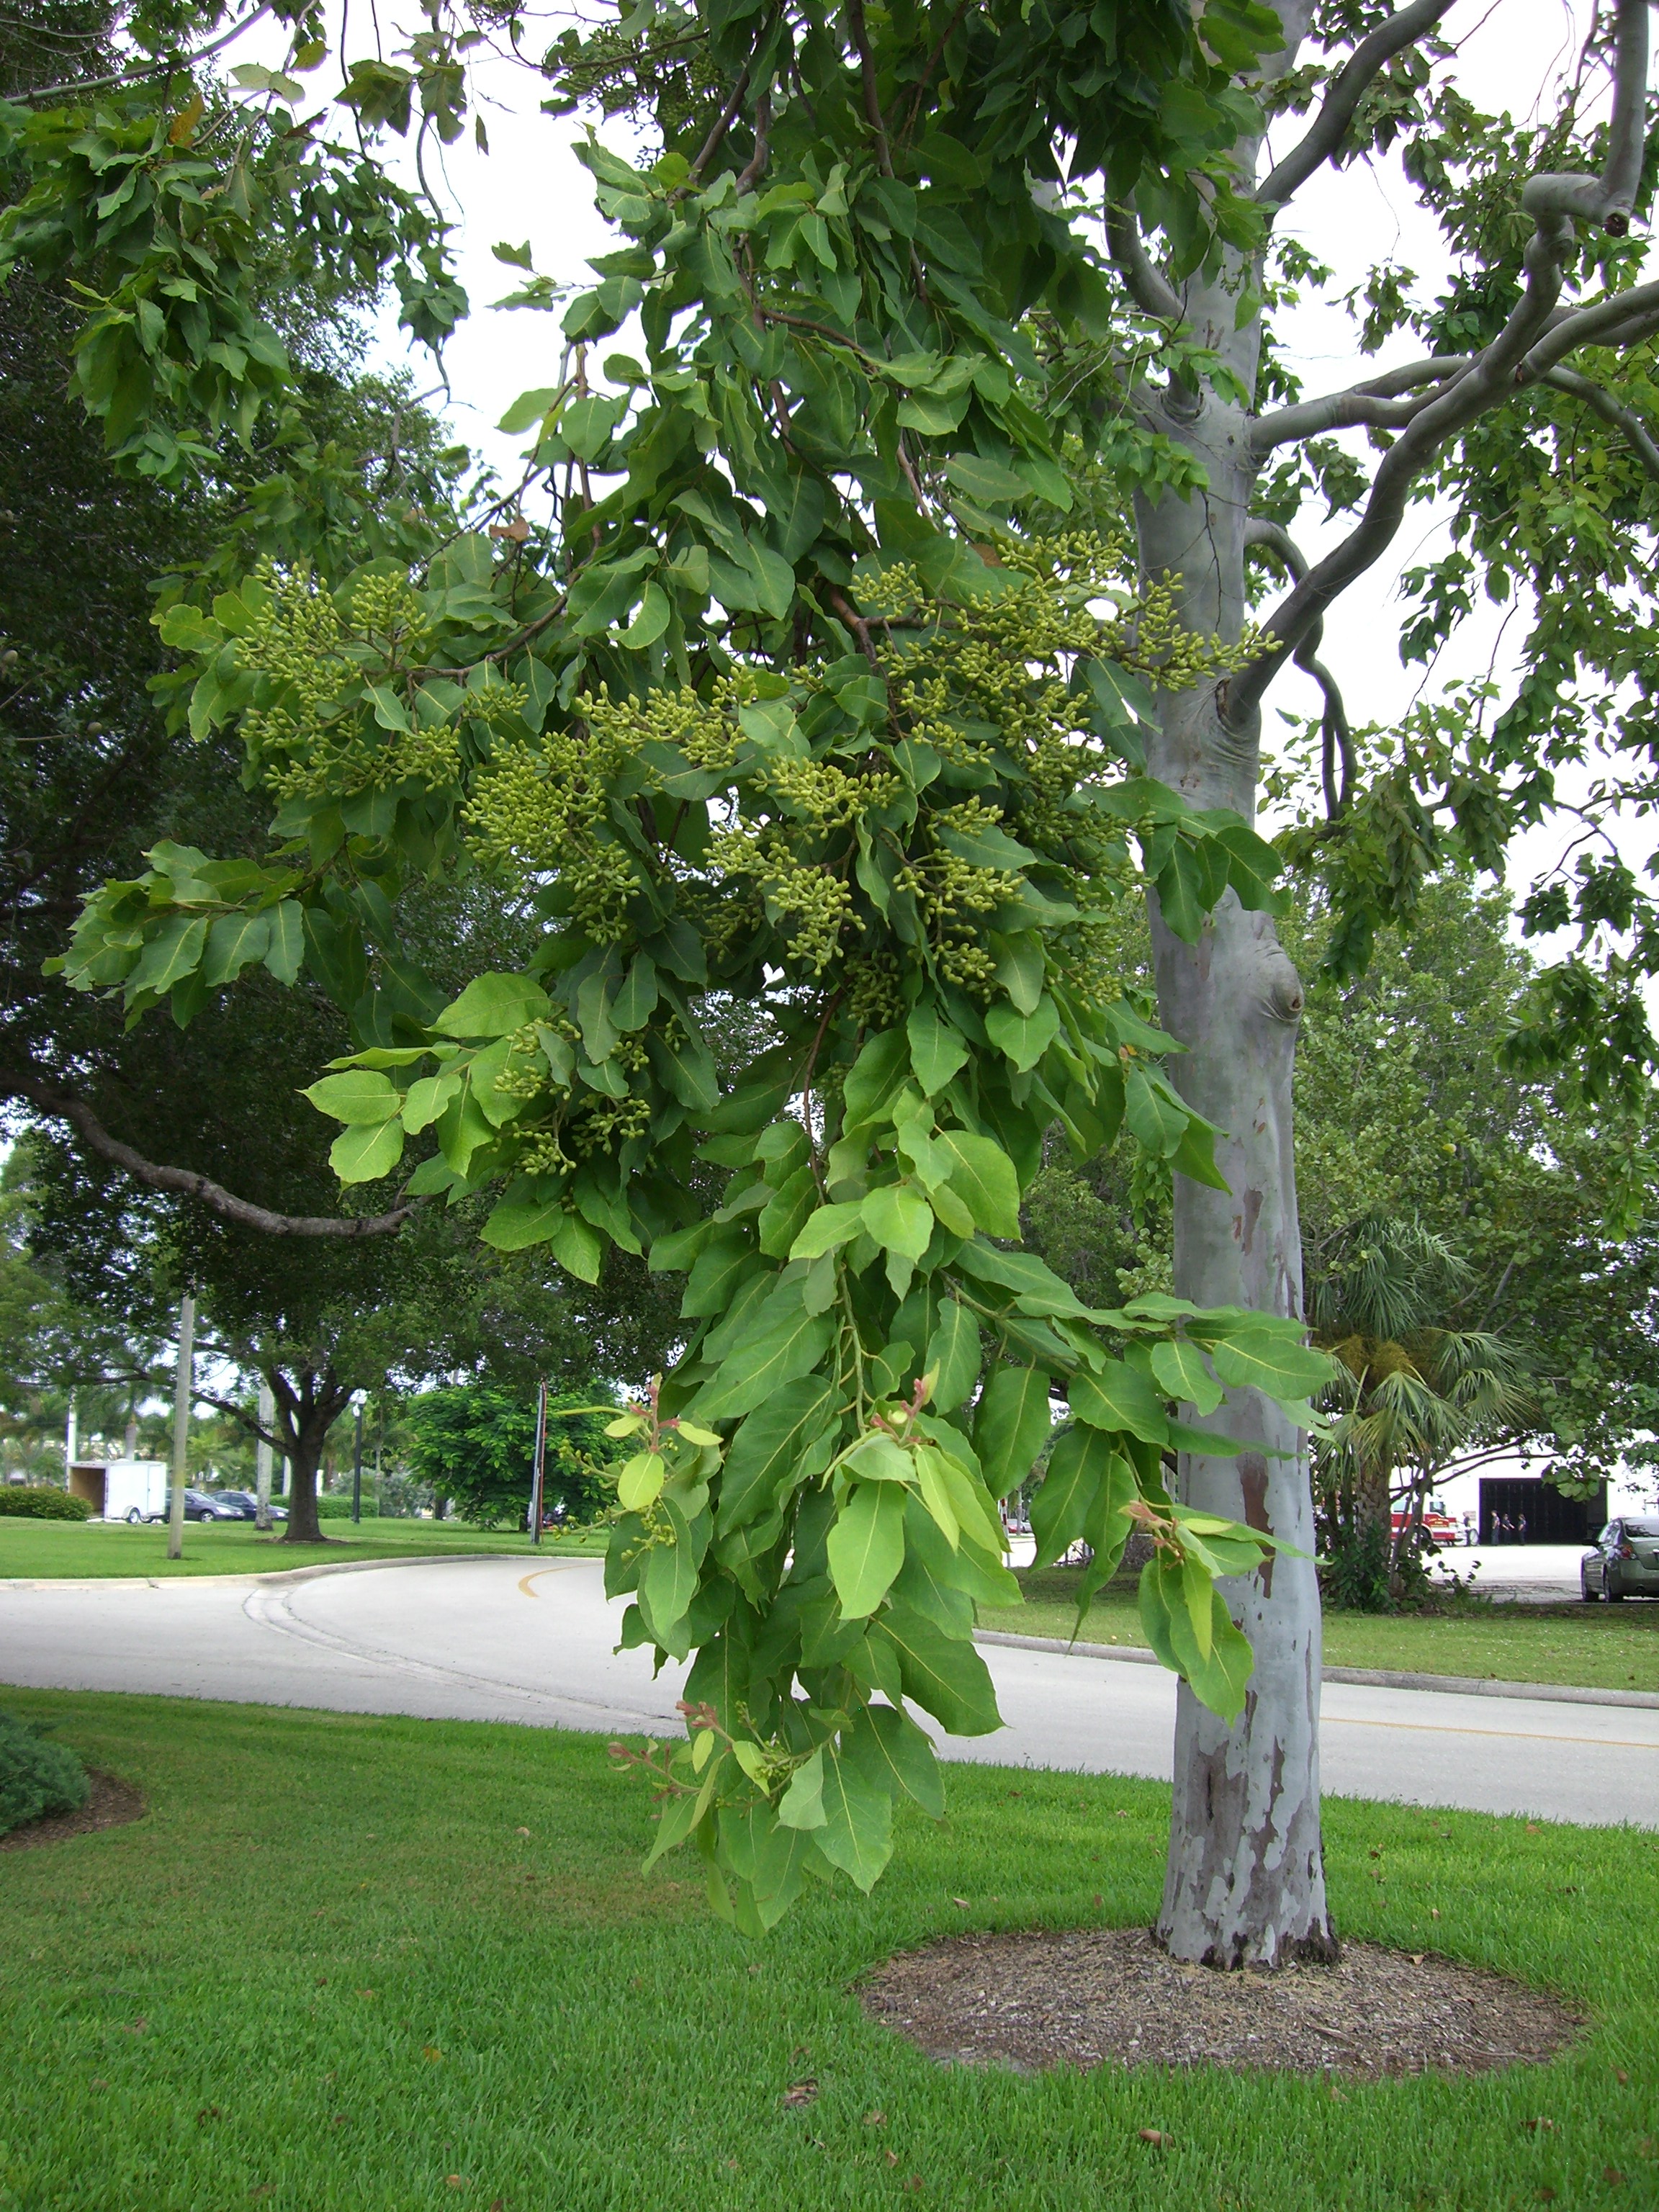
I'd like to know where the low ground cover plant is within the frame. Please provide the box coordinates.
[0,1707,89,1837]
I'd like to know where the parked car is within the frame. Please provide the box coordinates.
[152,1488,244,1524]
[1581,1517,1659,1601]
[206,1490,288,1524]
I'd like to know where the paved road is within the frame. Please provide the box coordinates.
[2,1556,1655,1827]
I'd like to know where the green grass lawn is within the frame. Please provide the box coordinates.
[0,1687,1653,2212]
[984,1568,1659,1694]
[0,1515,606,1581]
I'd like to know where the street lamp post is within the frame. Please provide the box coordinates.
[166,1293,194,1563]
[529,1380,547,1546]
[351,1398,364,1525]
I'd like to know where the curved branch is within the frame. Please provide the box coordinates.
[1256,0,1459,211]
[1231,181,1596,724]
[1523,0,1648,235]
[1251,355,1473,454]
[687,62,753,184]
[1542,364,1659,481]
[1105,207,1183,323]
[4,1073,418,1238]
[1246,521,1353,816]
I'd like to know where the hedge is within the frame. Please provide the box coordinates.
[0,1486,93,1520]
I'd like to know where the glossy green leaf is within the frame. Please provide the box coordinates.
[985,996,1059,1071]
[973,1364,1054,1498]
[860,1182,934,1264]
[1070,1362,1173,1445]
[434,971,551,1038]
[302,1069,400,1125]
[925,1298,981,1413]
[827,1480,907,1618]
[328,1116,405,1183]
[937,1129,1022,1238]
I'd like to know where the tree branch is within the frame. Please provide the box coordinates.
[1523,0,1648,235]
[1245,521,1354,814]
[1230,94,1644,727]
[1256,0,1460,211]
[1105,207,1183,322]
[20,2,272,102]
[1251,355,1473,454]
[1542,364,1659,482]
[3,1073,418,1239]
[686,62,752,184]
[845,0,895,176]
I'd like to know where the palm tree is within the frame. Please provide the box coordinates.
[1308,1216,1533,1600]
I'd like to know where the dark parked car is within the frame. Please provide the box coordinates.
[154,1488,244,1524]
[1581,1516,1659,1601]
[206,1490,288,1524]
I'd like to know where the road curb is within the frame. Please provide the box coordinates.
[972,1629,1659,1709]
[0,1549,600,1594]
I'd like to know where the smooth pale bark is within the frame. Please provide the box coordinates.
[1130,0,1337,1965]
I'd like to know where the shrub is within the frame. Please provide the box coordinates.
[0,1486,94,1521]
[0,1710,90,1837]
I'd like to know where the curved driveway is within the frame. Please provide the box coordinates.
[1,1555,1655,1827]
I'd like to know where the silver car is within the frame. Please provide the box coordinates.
[1581,1516,1659,1601]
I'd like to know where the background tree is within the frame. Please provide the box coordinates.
[405,1384,613,1527]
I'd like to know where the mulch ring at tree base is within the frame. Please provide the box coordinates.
[860,1927,1582,2077]
[0,1770,145,1852]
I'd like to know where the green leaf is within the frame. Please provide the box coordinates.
[716,1375,840,1534]
[991,930,1045,1015]
[434,971,551,1038]
[699,1297,835,1419]
[1125,1066,1187,1158]
[1069,1362,1172,1446]
[860,1182,934,1264]
[827,1480,908,1619]
[907,1003,968,1095]
[842,1027,909,1128]
[1151,1338,1225,1414]
[1030,1424,1109,1566]
[873,1604,1002,1735]
[620,582,670,649]
[329,1117,405,1184]
[201,909,271,989]
[973,1365,1054,1498]
[813,1745,893,1891]
[264,902,304,985]
[937,1129,1022,1238]
[612,953,659,1031]
[844,1701,944,1819]
[925,1299,981,1413]
[548,1210,605,1282]
[985,996,1059,1071]
[481,1191,565,1251]
[758,1164,818,1260]
[302,1069,400,1125]
[789,1201,866,1260]
[127,913,207,999]
[1208,1324,1332,1398]
[775,1748,827,1831]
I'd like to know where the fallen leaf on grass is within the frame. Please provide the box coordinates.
[904,2179,923,2194]
[356,1988,376,2000]
[423,2046,443,2062]
[1409,1954,1424,1966]
[1092,1894,1102,1909]
[1114,1809,1130,1820]
[863,2111,886,2128]
[195,2107,220,2127]
[1328,2088,1348,2104]
[119,2018,148,2034]
[1430,1909,1440,1920]
[1536,2190,1557,2203]
[248,2190,274,2203]
[1138,2129,1169,2146]
[1615,2069,1629,2084]
[950,1897,969,1910]
[331,2115,350,2128]
[1604,2171,1626,2188]
[781,2080,818,2108]
[1522,2119,1557,2135]
[89,2078,108,2091]
[515,1827,531,1836]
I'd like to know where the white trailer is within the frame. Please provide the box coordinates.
[68,1460,168,1523]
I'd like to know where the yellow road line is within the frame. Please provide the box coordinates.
[516,1564,583,1597]
[1325,1713,1658,1750]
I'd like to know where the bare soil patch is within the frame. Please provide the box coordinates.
[1,1769,145,1852]
[860,1925,1581,2077]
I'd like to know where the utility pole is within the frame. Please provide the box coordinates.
[166,1293,194,1563]
[351,1398,364,1525]
[255,1378,274,1532]
[529,1379,547,1546]
[63,1390,78,1488]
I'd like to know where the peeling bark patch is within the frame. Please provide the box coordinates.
[0,1770,145,1851]
[860,1928,1581,2078]
[1238,1454,1270,1534]
[1240,1188,1263,1255]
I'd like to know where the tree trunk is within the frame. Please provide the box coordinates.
[266,1369,350,1544]
[1134,202,1336,1962]
[279,1421,328,1542]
